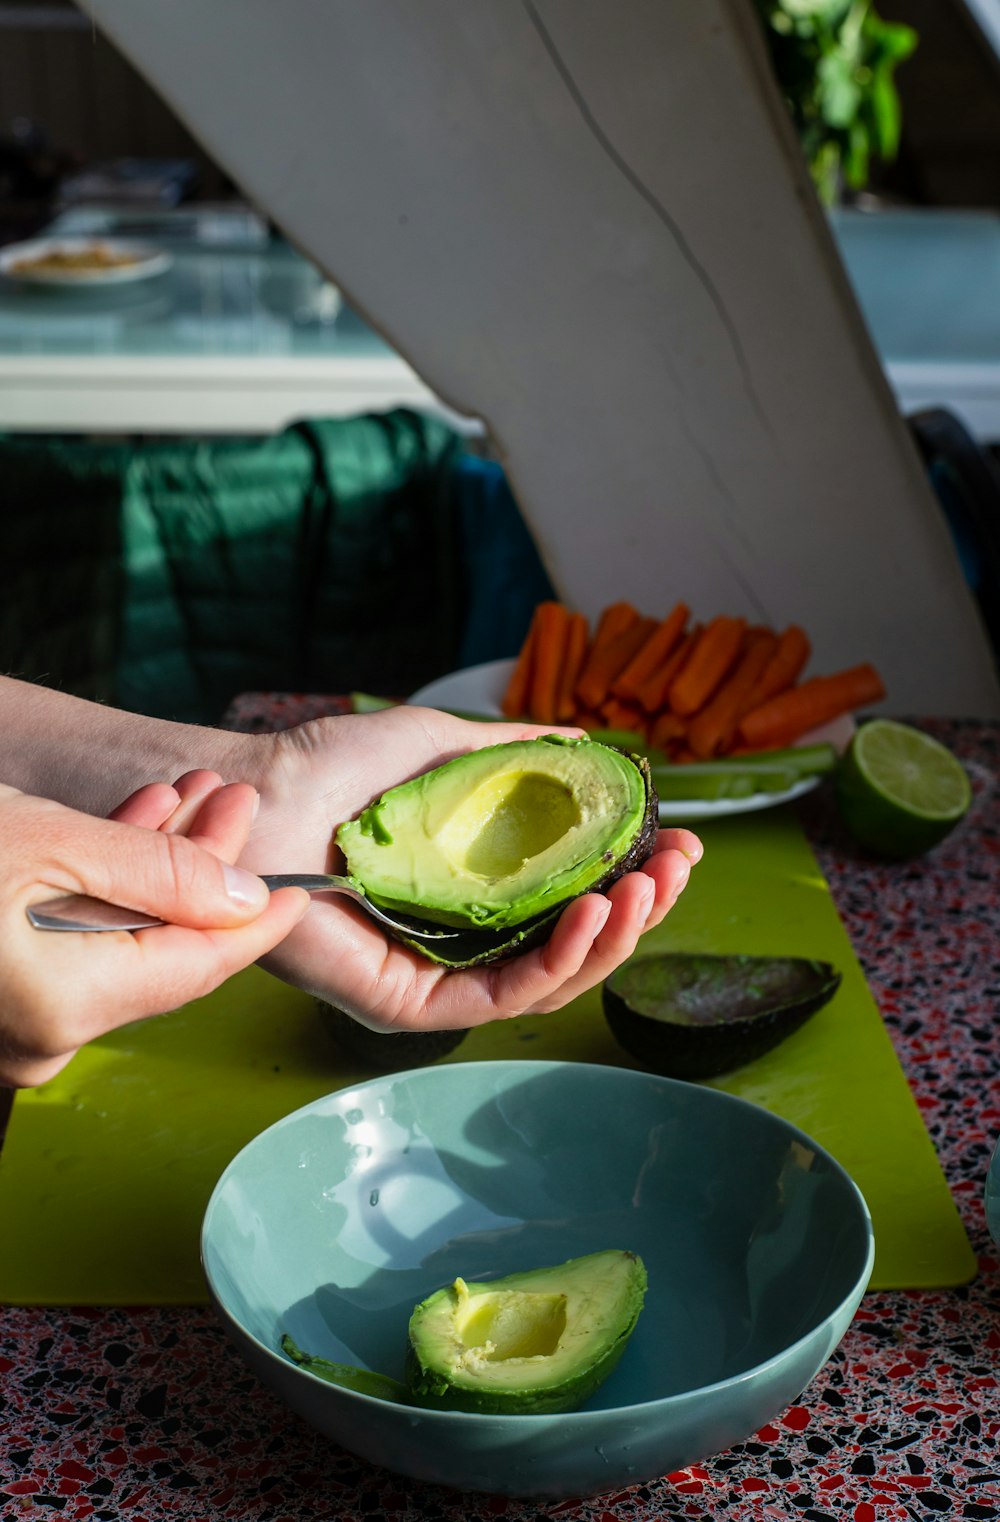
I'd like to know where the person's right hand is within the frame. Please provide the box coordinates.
[222,707,702,1034]
[0,772,309,1088]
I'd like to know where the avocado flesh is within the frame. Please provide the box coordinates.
[603,952,842,1080]
[406,1249,647,1414]
[336,737,658,967]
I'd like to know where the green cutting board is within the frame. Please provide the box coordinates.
[0,806,974,1304]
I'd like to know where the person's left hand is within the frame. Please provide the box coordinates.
[0,771,308,1087]
[223,707,702,1033]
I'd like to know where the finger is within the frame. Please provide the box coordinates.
[400,893,612,1033]
[658,826,704,864]
[4,888,311,1087]
[495,841,696,1010]
[160,770,229,833]
[633,846,693,932]
[107,782,182,829]
[484,862,678,1022]
[127,886,311,996]
[107,771,232,835]
[176,782,259,864]
[490,892,613,1012]
[416,709,586,751]
[33,818,273,930]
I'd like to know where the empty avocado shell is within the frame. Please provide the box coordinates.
[603,952,841,1080]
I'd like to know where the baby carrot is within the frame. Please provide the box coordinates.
[572,601,639,701]
[555,611,591,722]
[501,607,540,718]
[738,662,886,750]
[685,627,777,759]
[649,709,688,751]
[742,624,811,713]
[634,625,701,715]
[600,696,648,734]
[527,601,572,725]
[612,602,689,700]
[575,615,656,712]
[669,615,747,717]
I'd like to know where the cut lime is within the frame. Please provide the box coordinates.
[835,719,972,859]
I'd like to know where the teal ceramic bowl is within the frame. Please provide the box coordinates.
[202,1060,873,1499]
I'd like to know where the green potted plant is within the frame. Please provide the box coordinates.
[753,0,919,204]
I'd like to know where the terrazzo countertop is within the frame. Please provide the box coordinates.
[2,713,998,1522]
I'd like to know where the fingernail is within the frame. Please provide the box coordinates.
[223,863,267,908]
[682,842,703,864]
[594,899,612,933]
[251,789,261,821]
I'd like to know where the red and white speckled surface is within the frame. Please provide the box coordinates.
[2,711,998,1522]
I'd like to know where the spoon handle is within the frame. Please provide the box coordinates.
[26,873,356,934]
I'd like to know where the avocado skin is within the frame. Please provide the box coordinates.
[405,1250,647,1415]
[603,952,841,1080]
[371,748,659,970]
[315,999,469,1070]
[280,1333,409,1402]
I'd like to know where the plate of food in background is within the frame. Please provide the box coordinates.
[0,237,173,287]
[410,598,877,821]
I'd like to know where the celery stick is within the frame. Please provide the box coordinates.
[650,743,837,802]
[652,765,799,800]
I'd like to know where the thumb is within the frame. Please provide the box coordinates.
[73,817,272,929]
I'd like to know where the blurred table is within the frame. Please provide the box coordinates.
[830,207,1000,443]
[0,206,475,434]
[3,205,999,445]
[1,709,998,1522]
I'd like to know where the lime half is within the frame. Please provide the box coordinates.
[835,720,972,860]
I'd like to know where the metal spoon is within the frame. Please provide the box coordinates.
[25,873,463,942]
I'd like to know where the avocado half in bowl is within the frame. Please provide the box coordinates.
[201,1060,873,1499]
[335,735,659,967]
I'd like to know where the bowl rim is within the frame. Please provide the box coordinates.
[201,1059,875,1420]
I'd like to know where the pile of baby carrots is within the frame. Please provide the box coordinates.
[500,599,886,758]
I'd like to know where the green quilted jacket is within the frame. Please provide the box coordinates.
[1,410,552,724]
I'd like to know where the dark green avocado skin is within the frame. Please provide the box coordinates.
[315,1000,469,1070]
[603,952,841,1080]
[376,749,659,970]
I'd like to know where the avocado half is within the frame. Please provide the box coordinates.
[603,952,842,1080]
[406,1249,647,1415]
[336,735,659,968]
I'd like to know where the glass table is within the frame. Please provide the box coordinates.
[4,204,998,442]
[0,205,475,434]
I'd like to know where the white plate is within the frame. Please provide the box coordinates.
[409,658,854,823]
[0,237,173,287]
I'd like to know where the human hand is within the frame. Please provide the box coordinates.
[0,772,309,1087]
[231,707,702,1032]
